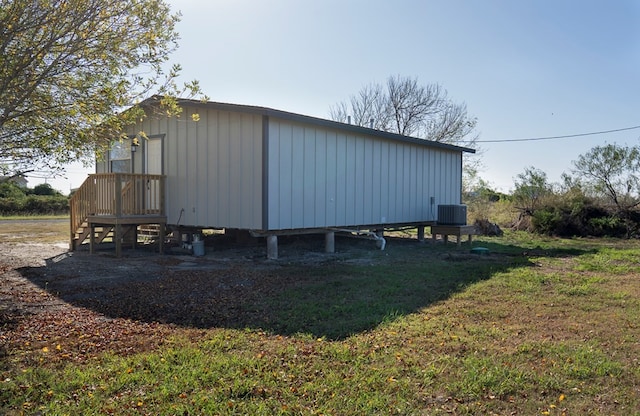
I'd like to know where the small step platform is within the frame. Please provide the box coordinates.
[430,224,477,247]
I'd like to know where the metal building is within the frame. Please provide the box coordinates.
[74,98,474,257]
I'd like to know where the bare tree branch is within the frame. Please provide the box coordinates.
[329,75,477,148]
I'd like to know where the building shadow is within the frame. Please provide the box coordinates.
[13,236,596,340]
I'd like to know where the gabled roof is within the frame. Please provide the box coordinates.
[140,97,476,154]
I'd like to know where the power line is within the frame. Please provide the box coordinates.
[477,125,640,143]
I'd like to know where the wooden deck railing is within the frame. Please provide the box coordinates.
[70,173,166,247]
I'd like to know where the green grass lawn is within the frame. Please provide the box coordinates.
[2,230,639,415]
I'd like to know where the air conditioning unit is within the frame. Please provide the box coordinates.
[437,204,467,225]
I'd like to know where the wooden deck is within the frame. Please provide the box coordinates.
[70,173,166,256]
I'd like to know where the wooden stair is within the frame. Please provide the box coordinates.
[71,222,165,251]
[138,224,163,242]
[72,222,109,247]
[69,173,167,256]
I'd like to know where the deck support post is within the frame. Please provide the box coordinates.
[417,226,425,242]
[115,223,123,258]
[267,235,278,260]
[325,231,335,253]
[158,225,165,254]
[89,224,95,254]
[132,225,137,251]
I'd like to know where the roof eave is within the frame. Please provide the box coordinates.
[139,96,476,154]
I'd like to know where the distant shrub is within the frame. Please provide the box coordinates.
[0,198,25,214]
[0,195,69,215]
[587,216,626,237]
[530,201,630,238]
[31,183,60,196]
[465,187,517,228]
[531,208,562,235]
[0,181,27,199]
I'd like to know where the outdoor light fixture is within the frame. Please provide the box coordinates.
[131,137,140,152]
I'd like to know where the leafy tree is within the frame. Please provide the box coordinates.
[512,166,553,216]
[571,144,640,212]
[329,75,478,147]
[0,180,26,198]
[0,0,201,178]
[32,183,59,196]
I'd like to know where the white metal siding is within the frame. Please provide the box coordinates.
[266,118,462,230]
[130,105,263,228]
[96,159,107,173]
[95,102,465,232]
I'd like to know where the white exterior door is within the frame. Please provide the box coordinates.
[145,138,163,211]
[145,138,162,175]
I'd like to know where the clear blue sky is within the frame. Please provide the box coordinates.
[39,0,640,193]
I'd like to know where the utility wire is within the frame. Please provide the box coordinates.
[477,125,640,143]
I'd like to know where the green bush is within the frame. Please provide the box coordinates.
[31,183,60,196]
[588,216,626,237]
[0,195,68,215]
[531,208,562,235]
[0,181,27,198]
[0,181,69,215]
[0,198,25,214]
[530,201,630,238]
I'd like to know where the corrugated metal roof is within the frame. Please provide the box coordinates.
[140,96,476,154]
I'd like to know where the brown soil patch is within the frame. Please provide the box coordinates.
[0,223,412,365]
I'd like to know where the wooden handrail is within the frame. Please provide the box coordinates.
[69,173,166,249]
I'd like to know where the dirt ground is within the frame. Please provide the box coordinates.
[0,221,422,364]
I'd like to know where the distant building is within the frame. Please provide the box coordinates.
[0,175,28,188]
